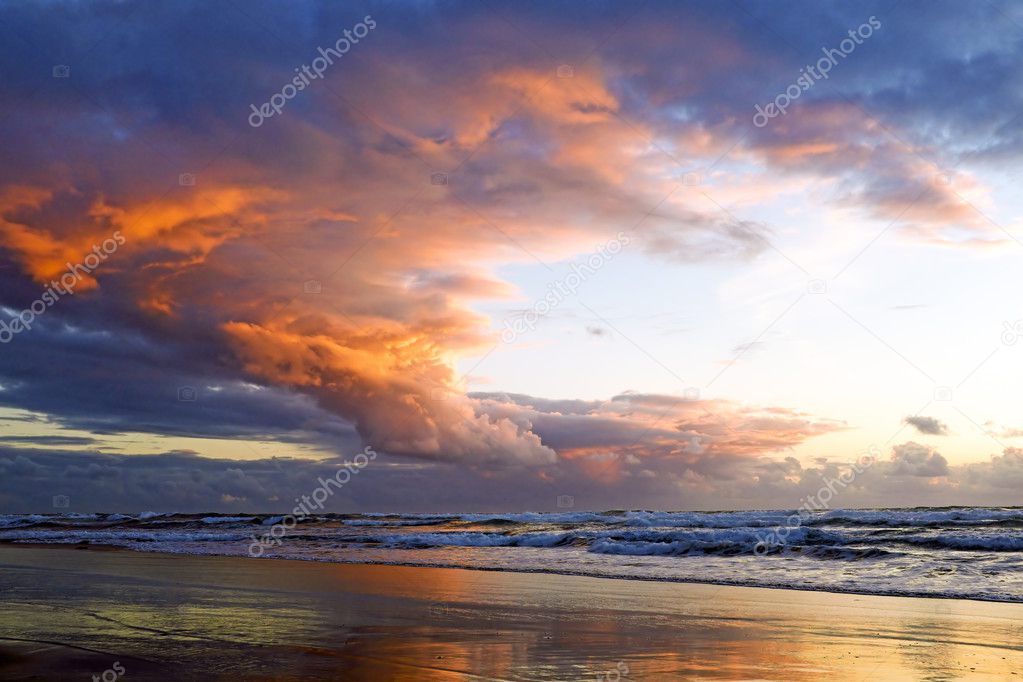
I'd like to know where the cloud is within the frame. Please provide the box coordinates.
[473,391,846,483]
[0,319,359,447]
[981,422,1023,439]
[0,1,808,467]
[889,441,950,477]
[0,435,98,446]
[904,416,949,436]
[967,448,1023,489]
[4,441,1023,513]
[0,0,1020,504]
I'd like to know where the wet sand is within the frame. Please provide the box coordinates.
[0,545,1020,680]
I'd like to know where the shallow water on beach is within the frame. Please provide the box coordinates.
[2,507,1023,602]
[3,547,1022,681]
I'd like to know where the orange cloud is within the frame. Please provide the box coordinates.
[224,318,556,466]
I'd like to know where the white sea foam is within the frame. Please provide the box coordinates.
[200,516,256,524]
[1,508,1021,602]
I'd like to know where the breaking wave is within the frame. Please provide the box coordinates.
[2,508,1022,602]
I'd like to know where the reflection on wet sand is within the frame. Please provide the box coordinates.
[0,546,1020,680]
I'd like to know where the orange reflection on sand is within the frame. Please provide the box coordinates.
[1,549,1022,681]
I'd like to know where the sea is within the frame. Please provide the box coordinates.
[2,507,1022,602]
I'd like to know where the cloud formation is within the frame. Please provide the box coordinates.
[904,416,949,436]
[890,442,950,477]
[3,441,1021,513]
[0,1,1021,509]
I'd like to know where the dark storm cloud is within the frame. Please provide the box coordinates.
[0,435,97,446]
[904,416,949,436]
[0,314,357,446]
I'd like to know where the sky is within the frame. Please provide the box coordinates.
[1,0,1022,512]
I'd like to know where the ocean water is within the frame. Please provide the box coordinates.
[2,508,1022,602]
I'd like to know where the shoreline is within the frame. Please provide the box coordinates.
[4,540,1020,606]
[1,545,1022,680]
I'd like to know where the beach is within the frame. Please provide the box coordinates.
[0,546,1020,680]
[2,1,1020,679]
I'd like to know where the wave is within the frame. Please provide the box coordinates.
[2,508,1021,603]
[2,508,1022,557]
[356,529,876,557]
[0,529,253,543]
[807,507,1023,527]
[589,538,898,560]
[885,533,1023,552]
[363,531,577,549]
[201,516,257,524]
[342,519,452,527]
[2,507,1022,530]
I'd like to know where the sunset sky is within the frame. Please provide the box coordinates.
[1,0,1022,511]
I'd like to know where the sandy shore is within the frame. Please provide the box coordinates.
[0,545,1020,680]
